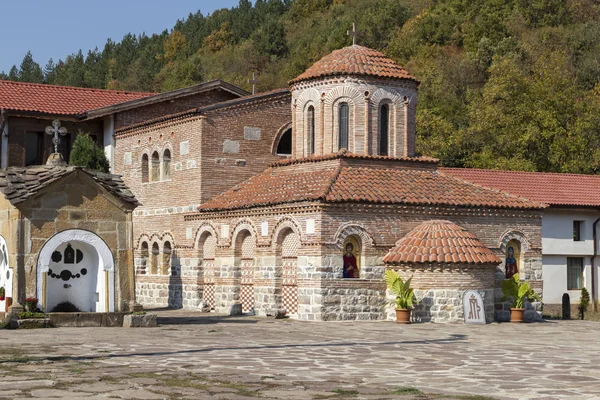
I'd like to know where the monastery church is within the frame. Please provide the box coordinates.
[4,43,577,322]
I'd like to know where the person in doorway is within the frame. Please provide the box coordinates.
[343,243,359,278]
[505,246,518,279]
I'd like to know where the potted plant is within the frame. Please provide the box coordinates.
[384,269,416,324]
[0,286,5,301]
[500,273,541,323]
[25,297,39,312]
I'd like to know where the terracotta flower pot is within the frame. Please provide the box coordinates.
[510,307,525,323]
[395,308,412,324]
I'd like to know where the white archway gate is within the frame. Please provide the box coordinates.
[37,229,115,312]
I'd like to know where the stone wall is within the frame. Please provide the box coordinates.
[18,171,135,310]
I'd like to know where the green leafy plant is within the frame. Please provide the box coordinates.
[579,287,590,320]
[69,131,110,173]
[18,311,46,319]
[384,269,416,309]
[500,273,541,309]
[0,286,5,301]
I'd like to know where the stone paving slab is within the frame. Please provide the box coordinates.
[1,311,600,399]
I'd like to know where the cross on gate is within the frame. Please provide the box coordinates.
[248,72,260,95]
[45,119,68,154]
[347,23,361,46]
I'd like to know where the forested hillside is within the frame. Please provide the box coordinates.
[3,0,600,173]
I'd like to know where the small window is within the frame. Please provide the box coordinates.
[276,128,292,155]
[141,154,149,183]
[338,102,349,150]
[307,106,315,155]
[25,132,44,166]
[573,221,584,241]
[162,149,171,180]
[379,104,389,156]
[162,241,172,276]
[151,151,160,182]
[567,257,584,289]
[151,242,159,275]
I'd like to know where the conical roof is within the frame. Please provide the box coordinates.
[289,45,417,85]
[383,220,500,265]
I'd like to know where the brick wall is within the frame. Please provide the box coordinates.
[114,90,238,130]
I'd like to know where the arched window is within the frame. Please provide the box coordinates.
[141,154,149,183]
[339,102,349,150]
[151,242,159,275]
[139,241,149,275]
[162,149,171,180]
[162,241,172,276]
[379,104,389,156]
[307,106,315,155]
[151,151,160,182]
[276,128,292,155]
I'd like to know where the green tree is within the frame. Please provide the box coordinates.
[19,51,44,83]
[69,132,110,173]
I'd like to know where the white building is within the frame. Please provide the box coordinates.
[441,168,600,313]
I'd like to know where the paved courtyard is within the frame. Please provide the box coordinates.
[1,311,599,400]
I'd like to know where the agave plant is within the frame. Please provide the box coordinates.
[384,269,416,309]
[500,273,541,308]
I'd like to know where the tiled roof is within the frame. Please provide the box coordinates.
[289,45,417,84]
[440,168,600,208]
[198,153,545,212]
[0,165,139,207]
[0,80,154,116]
[383,220,501,265]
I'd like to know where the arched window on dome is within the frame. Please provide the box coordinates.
[307,106,315,155]
[339,102,349,150]
[379,104,389,156]
[276,128,292,156]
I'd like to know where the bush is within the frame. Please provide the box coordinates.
[50,301,81,313]
[579,287,590,320]
[69,131,110,173]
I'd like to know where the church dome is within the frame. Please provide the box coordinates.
[289,45,417,85]
[383,220,500,265]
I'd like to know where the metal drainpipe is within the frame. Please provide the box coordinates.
[592,217,600,312]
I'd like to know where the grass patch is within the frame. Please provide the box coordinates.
[161,377,210,391]
[390,387,423,395]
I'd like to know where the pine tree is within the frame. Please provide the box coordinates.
[19,51,44,83]
[69,132,110,173]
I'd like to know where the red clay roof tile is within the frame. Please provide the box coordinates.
[440,167,600,208]
[198,153,545,212]
[383,220,500,265]
[0,80,154,116]
[289,45,417,85]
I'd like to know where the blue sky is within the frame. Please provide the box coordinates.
[2,0,240,73]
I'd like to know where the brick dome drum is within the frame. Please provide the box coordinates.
[383,220,501,265]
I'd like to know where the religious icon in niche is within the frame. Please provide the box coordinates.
[64,244,75,264]
[342,237,360,278]
[505,240,520,279]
